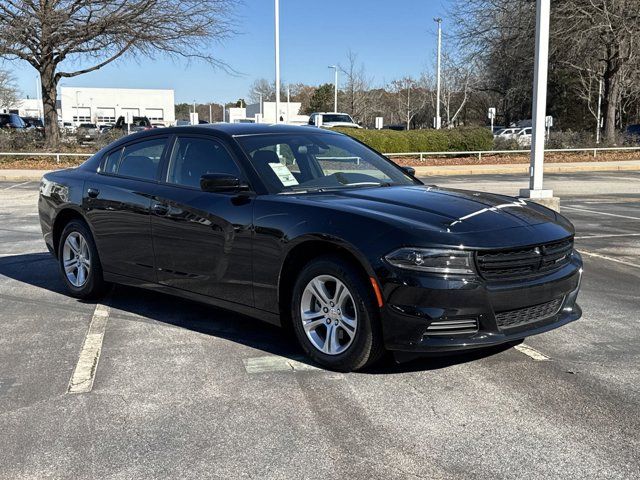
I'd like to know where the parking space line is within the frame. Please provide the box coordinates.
[514,344,550,361]
[67,302,110,394]
[563,206,640,221]
[243,355,322,374]
[578,250,640,269]
[1,181,32,190]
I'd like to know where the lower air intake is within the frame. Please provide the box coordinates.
[425,318,479,337]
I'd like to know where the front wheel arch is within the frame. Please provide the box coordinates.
[278,239,379,330]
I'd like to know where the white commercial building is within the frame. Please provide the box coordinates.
[59,87,175,126]
[246,101,308,125]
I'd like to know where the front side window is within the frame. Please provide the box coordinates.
[106,137,166,181]
[237,132,417,193]
[166,136,241,189]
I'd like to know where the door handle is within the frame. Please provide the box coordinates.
[87,188,100,198]
[151,202,169,216]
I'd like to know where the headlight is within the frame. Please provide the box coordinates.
[385,248,475,275]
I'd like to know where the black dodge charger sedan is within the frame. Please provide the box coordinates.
[38,124,582,371]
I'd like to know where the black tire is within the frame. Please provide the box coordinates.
[291,254,384,372]
[58,219,106,299]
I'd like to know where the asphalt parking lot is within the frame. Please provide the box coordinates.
[1,171,639,479]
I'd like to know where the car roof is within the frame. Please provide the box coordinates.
[123,123,341,138]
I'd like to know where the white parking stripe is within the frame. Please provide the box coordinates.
[243,355,321,374]
[514,344,550,361]
[2,181,33,190]
[578,250,640,269]
[563,205,640,221]
[67,303,110,394]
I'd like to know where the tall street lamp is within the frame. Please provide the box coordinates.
[434,17,442,130]
[519,0,556,207]
[328,65,338,113]
[274,0,281,123]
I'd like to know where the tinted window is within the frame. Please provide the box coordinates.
[237,132,416,193]
[166,137,240,189]
[115,138,167,181]
[103,148,123,174]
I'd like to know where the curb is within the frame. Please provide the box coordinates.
[412,162,640,176]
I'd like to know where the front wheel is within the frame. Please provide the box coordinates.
[58,219,106,299]
[291,255,384,372]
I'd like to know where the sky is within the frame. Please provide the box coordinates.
[8,0,450,104]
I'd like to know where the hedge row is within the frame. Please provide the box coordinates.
[331,127,494,153]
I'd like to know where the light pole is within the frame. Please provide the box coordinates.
[434,18,442,130]
[75,90,79,125]
[596,78,603,144]
[286,85,291,124]
[519,0,554,205]
[274,0,281,123]
[328,65,338,113]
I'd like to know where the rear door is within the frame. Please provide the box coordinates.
[150,134,254,305]
[84,136,169,282]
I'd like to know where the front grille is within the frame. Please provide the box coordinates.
[495,298,563,330]
[476,238,573,281]
[425,318,479,337]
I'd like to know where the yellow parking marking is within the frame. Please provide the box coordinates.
[514,344,550,361]
[67,303,110,394]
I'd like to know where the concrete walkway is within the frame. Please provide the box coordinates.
[1,160,640,181]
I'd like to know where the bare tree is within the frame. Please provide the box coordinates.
[0,69,19,110]
[555,0,640,142]
[389,77,429,130]
[248,78,276,103]
[0,0,235,146]
[339,50,372,123]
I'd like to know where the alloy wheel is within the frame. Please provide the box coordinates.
[300,275,358,355]
[62,231,91,287]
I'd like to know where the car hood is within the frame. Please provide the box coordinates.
[298,185,564,236]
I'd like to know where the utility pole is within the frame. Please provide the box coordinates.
[209,103,212,123]
[596,78,603,144]
[519,0,556,207]
[329,65,338,112]
[286,86,290,124]
[434,18,442,130]
[274,0,281,123]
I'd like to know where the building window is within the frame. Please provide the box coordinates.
[73,115,91,122]
[145,108,164,121]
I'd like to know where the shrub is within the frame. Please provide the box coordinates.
[331,127,493,153]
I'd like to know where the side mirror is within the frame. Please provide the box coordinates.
[200,173,248,193]
[402,166,416,176]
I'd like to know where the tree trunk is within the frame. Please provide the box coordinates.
[602,72,619,144]
[40,64,60,149]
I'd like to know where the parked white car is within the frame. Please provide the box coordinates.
[516,127,532,146]
[308,112,362,129]
[493,127,521,140]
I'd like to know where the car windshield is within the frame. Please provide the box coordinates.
[321,114,354,123]
[79,123,96,128]
[236,132,418,193]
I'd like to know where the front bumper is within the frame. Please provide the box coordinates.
[378,252,583,352]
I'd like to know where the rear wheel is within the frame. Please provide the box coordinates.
[58,219,105,299]
[291,255,384,371]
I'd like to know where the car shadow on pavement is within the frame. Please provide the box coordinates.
[0,252,514,374]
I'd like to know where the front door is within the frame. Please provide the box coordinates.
[150,135,254,305]
[84,136,169,282]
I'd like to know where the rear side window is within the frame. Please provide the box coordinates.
[166,136,240,189]
[102,137,167,181]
